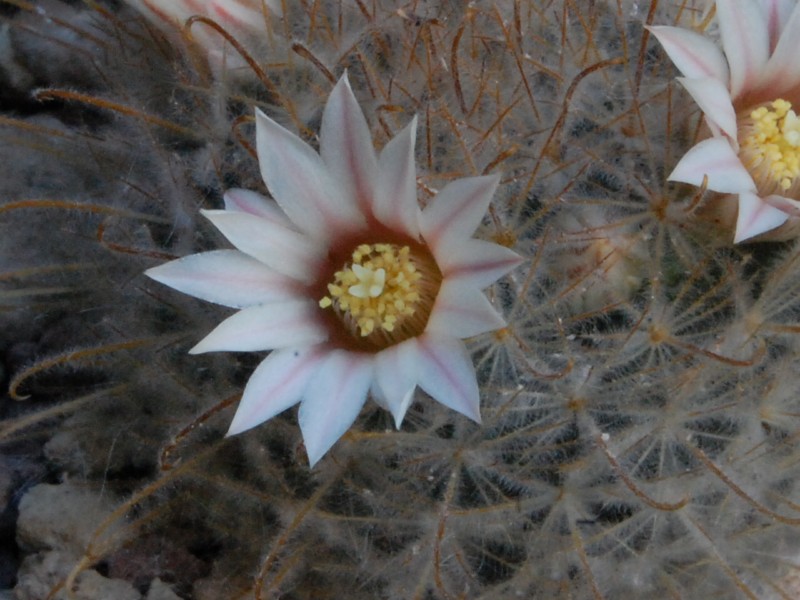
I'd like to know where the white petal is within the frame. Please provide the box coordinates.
[426,279,506,339]
[223,188,294,228]
[298,351,373,466]
[201,209,323,282]
[764,0,796,48]
[717,0,770,99]
[227,347,322,436]
[760,3,800,95]
[735,191,789,242]
[420,174,500,254]
[374,116,420,237]
[190,300,327,354]
[320,74,379,216]
[677,77,738,142]
[647,26,729,82]
[370,380,390,411]
[437,239,523,289]
[415,335,481,423]
[137,0,193,22]
[210,0,281,25]
[145,250,298,308]
[764,194,800,218]
[374,338,420,428]
[668,137,755,193]
[255,108,365,237]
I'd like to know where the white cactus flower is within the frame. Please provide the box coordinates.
[650,0,800,242]
[146,74,522,466]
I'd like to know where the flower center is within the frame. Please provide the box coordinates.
[319,243,438,345]
[739,98,800,195]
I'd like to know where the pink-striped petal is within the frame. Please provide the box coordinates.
[735,191,789,242]
[189,300,327,354]
[374,116,420,237]
[764,194,800,218]
[647,26,729,82]
[415,335,480,423]
[374,338,420,428]
[255,108,365,237]
[426,280,506,339]
[298,351,373,466]
[764,0,796,48]
[145,249,298,308]
[677,77,738,142]
[717,0,770,99]
[201,209,323,282]
[138,0,195,24]
[210,0,281,27]
[227,347,322,436]
[223,188,294,228]
[420,174,500,255]
[320,75,379,216]
[184,0,204,13]
[668,137,755,193]
[209,0,254,28]
[760,4,800,95]
[437,239,523,289]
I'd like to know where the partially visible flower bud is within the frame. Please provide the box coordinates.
[124,0,281,73]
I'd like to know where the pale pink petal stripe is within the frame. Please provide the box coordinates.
[678,77,738,142]
[668,138,755,193]
[425,280,506,339]
[375,116,420,237]
[764,194,800,218]
[369,381,390,412]
[437,239,522,289]
[764,0,796,50]
[189,300,327,354]
[201,209,323,282]
[223,188,293,228]
[760,4,800,95]
[320,75,379,216]
[255,109,365,237]
[298,351,373,466]
[416,335,481,423]
[420,174,500,256]
[374,338,420,428]
[647,26,729,82]
[210,0,281,26]
[139,0,195,23]
[227,347,322,436]
[145,249,299,308]
[735,191,789,242]
[716,0,770,99]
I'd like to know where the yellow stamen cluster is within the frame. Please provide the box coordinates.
[319,243,422,337]
[740,98,800,192]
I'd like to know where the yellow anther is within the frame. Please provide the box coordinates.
[740,98,800,193]
[348,264,386,298]
[319,243,424,337]
[783,108,800,147]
